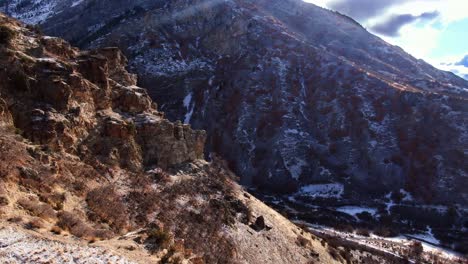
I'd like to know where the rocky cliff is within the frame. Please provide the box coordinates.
[5,0,466,207]
[0,14,377,263]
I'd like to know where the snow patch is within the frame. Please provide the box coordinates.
[296,183,344,199]
[409,226,440,245]
[183,92,194,124]
[71,0,84,7]
[284,158,307,180]
[335,206,377,217]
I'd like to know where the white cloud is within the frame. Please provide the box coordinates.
[430,54,468,80]
[304,0,468,78]
[380,21,441,59]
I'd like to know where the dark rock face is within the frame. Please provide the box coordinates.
[5,0,467,205]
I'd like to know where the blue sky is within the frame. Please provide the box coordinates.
[304,0,468,79]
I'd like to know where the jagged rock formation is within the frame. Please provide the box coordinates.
[0,14,368,263]
[4,0,466,208]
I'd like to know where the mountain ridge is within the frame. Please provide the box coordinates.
[2,0,468,257]
[0,13,357,263]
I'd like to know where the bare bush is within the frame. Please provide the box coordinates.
[145,228,173,253]
[408,241,423,261]
[0,25,16,46]
[25,217,44,230]
[356,228,370,237]
[17,197,56,221]
[296,235,311,247]
[39,192,65,210]
[57,211,93,238]
[50,225,62,234]
[86,186,128,232]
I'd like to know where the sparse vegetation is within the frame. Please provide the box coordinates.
[408,241,423,261]
[50,225,62,234]
[86,186,128,232]
[296,235,311,247]
[25,24,42,35]
[25,217,44,230]
[39,192,65,210]
[145,228,173,253]
[374,225,399,237]
[0,195,9,206]
[0,25,16,46]
[57,211,94,238]
[356,228,370,237]
[126,121,136,135]
[160,247,183,264]
[17,198,56,221]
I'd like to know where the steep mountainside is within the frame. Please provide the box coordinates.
[3,0,468,205]
[2,0,468,253]
[0,14,374,263]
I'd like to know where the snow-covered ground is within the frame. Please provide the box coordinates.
[335,206,377,218]
[304,223,465,263]
[294,183,344,198]
[0,227,135,264]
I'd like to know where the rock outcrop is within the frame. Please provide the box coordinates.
[0,17,205,170]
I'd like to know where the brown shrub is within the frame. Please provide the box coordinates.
[86,186,128,232]
[50,225,62,234]
[336,224,354,233]
[150,168,171,183]
[9,67,30,92]
[25,218,44,230]
[190,257,205,264]
[374,226,399,237]
[339,248,353,263]
[72,180,87,195]
[39,192,65,210]
[160,247,183,264]
[0,195,9,206]
[57,211,93,238]
[17,197,56,221]
[0,25,16,46]
[7,216,23,223]
[297,235,311,247]
[408,241,423,261]
[145,228,173,253]
[356,228,370,237]
[327,246,342,261]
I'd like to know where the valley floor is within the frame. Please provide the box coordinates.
[305,223,467,264]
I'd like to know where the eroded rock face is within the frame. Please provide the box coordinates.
[15,0,467,205]
[0,15,205,171]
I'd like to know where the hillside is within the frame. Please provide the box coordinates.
[2,0,468,255]
[0,14,363,263]
[5,0,466,202]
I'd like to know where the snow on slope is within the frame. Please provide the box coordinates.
[0,227,135,264]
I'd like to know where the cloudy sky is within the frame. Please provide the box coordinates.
[304,0,468,79]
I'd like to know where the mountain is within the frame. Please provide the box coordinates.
[0,13,366,263]
[11,0,467,201]
[2,0,468,255]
